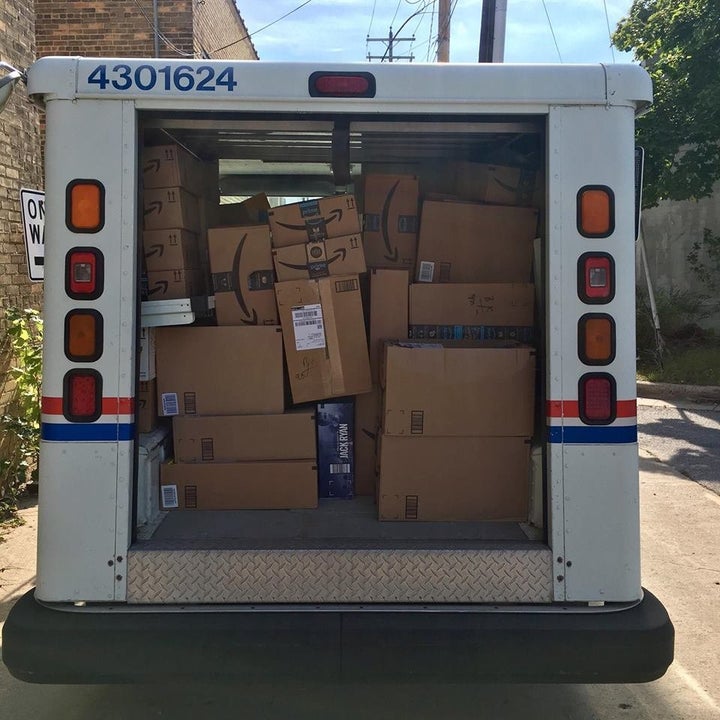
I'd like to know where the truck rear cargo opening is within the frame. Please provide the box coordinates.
[2,58,673,684]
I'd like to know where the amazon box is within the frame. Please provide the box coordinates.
[160,460,318,510]
[139,327,156,381]
[143,229,199,273]
[415,200,538,283]
[172,411,316,463]
[453,162,543,208]
[142,144,203,195]
[145,267,204,301]
[369,269,409,382]
[362,175,419,269]
[268,195,360,247]
[138,379,158,434]
[156,325,284,416]
[275,275,372,404]
[381,341,535,437]
[214,193,271,227]
[378,435,530,522]
[409,283,534,342]
[208,225,278,326]
[317,398,354,498]
[354,386,381,497]
[143,187,201,233]
[272,234,366,281]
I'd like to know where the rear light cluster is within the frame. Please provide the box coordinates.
[577,187,616,424]
[63,181,106,422]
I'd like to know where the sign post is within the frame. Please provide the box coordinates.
[20,188,45,282]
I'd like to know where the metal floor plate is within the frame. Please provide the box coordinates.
[127,500,553,604]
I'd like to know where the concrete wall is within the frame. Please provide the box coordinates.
[639,191,720,329]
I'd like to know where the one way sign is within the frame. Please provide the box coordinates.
[20,188,45,282]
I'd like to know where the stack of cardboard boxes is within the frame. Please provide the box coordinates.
[141,142,542,520]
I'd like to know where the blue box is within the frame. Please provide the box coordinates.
[316,398,355,498]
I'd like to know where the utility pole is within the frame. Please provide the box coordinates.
[367,28,415,62]
[479,0,507,62]
[437,0,450,62]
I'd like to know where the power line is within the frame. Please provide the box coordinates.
[131,0,194,57]
[602,0,617,63]
[540,0,563,62]
[367,0,378,38]
[209,0,314,56]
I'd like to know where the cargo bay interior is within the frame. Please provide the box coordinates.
[130,112,551,604]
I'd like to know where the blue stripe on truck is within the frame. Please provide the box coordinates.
[548,425,637,444]
[41,423,135,441]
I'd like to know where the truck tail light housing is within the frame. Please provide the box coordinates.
[579,314,615,365]
[309,72,376,98]
[577,186,614,238]
[63,370,102,422]
[578,253,614,303]
[65,310,103,362]
[579,373,616,424]
[66,179,105,233]
[66,248,103,299]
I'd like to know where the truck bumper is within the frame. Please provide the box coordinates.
[3,588,673,684]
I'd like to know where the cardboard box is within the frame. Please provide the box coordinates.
[142,144,203,195]
[145,267,204,300]
[214,193,271,227]
[369,269,409,382]
[156,325,284,416]
[143,229,199,273]
[415,200,538,283]
[208,225,278,326]
[172,411,316,463]
[362,175,419,269]
[160,460,318,510]
[139,327,156,381]
[453,162,543,208]
[268,195,360,247]
[381,341,535,437]
[275,275,372,404]
[138,379,158,433]
[354,387,381,497]
[272,234,366,282]
[378,435,530,522]
[143,187,201,232]
[317,398,354,499]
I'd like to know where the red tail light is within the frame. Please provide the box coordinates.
[309,72,376,98]
[66,248,103,299]
[64,370,102,422]
[578,253,614,303]
[579,374,616,424]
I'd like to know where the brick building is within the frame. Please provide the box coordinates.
[0,0,256,492]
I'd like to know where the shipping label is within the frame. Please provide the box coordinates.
[291,304,326,351]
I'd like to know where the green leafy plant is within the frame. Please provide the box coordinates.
[687,228,720,298]
[0,307,43,520]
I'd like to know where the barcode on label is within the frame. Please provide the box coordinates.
[161,393,179,416]
[294,310,321,319]
[292,304,326,351]
[161,484,179,509]
[330,463,351,474]
[418,261,434,283]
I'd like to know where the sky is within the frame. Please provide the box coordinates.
[235,0,637,65]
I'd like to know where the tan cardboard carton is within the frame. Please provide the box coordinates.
[214,193,271,227]
[138,379,158,434]
[173,411,316,463]
[381,341,535,437]
[156,325,284,416]
[143,229,200,273]
[145,267,204,300]
[415,200,538,283]
[369,269,409,382]
[207,225,278,326]
[142,144,204,195]
[143,187,201,233]
[354,386,381,497]
[268,195,360,247]
[362,175,420,269]
[272,234,366,281]
[453,162,543,207]
[160,460,318,510]
[275,275,372,404]
[378,435,530,522]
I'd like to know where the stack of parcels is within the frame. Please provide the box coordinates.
[141,144,208,301]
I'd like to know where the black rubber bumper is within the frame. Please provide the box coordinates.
[3,588,673,684]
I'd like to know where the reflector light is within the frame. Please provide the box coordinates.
[578,253,615,304]
[65,310,103,362]
[66,248,103,299]
[66,180,105,233]
[64,370,102,422]
[577,186,614,238]
[579,314,615,365]
[579,374,616,424]
[309,72,376,98]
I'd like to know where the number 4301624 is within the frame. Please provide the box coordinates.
[86,64,238,93]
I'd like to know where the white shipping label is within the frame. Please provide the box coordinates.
[161,392,179,416]
[161,484,179,509]
[292,303,326,351]
[417,261,435,283]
